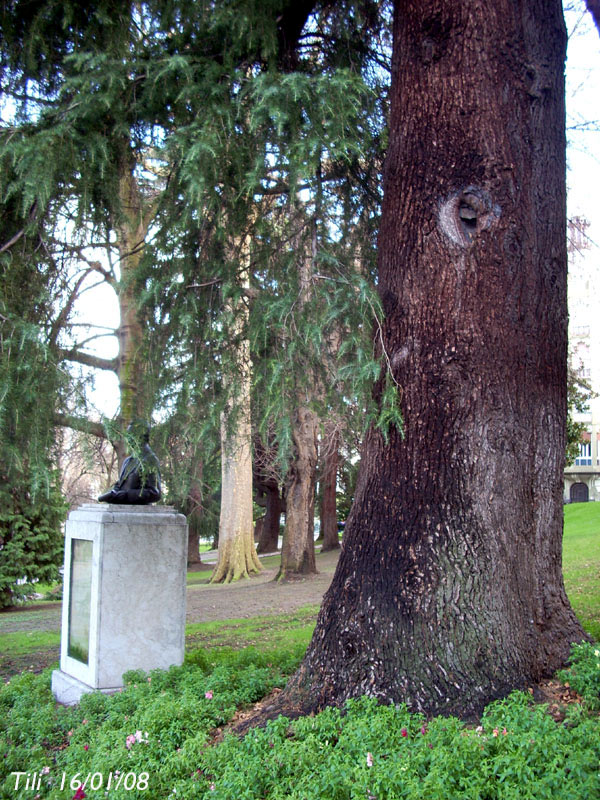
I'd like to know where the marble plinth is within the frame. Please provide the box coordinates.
[52,504,187,705]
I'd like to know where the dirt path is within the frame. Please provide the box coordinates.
[0,549,340,680]
[186,549,339,622]
[0,549,339,635]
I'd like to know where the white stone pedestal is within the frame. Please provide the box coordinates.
[52,504,188,705]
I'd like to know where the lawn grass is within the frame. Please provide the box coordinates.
[0,506,597,675]
[563,503,600,640]
[185,605,319,654]
[0,629,60,657]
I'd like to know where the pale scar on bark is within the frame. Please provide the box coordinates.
[438,186,501,247]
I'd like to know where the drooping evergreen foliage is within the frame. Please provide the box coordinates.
[0,195,68,606]
[1,0,395,437]
[0,0,398,570]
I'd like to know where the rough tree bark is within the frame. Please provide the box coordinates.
[281,0,586,719]
[319,424,340,552]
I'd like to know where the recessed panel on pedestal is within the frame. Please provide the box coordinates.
[67,538,93,664]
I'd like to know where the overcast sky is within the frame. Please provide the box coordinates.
[565,1,600,246]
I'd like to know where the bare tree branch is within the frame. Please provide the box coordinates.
[58,348,118,372]
[49,268,95,346]
[0,201,38,253]
[54,412,107,439]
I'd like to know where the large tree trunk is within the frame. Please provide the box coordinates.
[319,425,340,552]
[283,0,586,719]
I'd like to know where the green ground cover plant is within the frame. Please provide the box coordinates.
[0,507,597,798]
[0,642,598,800]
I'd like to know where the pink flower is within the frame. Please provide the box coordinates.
[125,734,136,750]
[492,728,499,737]
[205,691,213,700]
[366,752,373,767]
[67,730,74,737]
[83,744,89,751]
[502,728,508,736]
[209,784,215,791]
[401,728,408,738]
[41,767,50,775]
[420,725,427,735]
[72,788,86,800]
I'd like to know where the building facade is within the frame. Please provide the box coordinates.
[564,217,600,502]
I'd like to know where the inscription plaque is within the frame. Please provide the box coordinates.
[67,539,93,664]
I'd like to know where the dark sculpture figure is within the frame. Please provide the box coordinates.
[98,420,161,505]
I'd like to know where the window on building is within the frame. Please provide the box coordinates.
[575,442,592,466]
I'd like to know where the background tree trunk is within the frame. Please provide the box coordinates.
[278,406,318,578]
[115,160,154,435]
[185,458,205,567]
[187,528,202,567]
[212,392,261,582]
[277,234,318,579]
[257,483,282,553]
[320,425,340,552]
[253,436,283,553]
[283,0,586,718]
[211,244,261,583]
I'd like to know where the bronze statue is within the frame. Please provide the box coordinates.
[98,420,161,505]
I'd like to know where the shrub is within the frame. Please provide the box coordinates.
[0,478,67,608]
